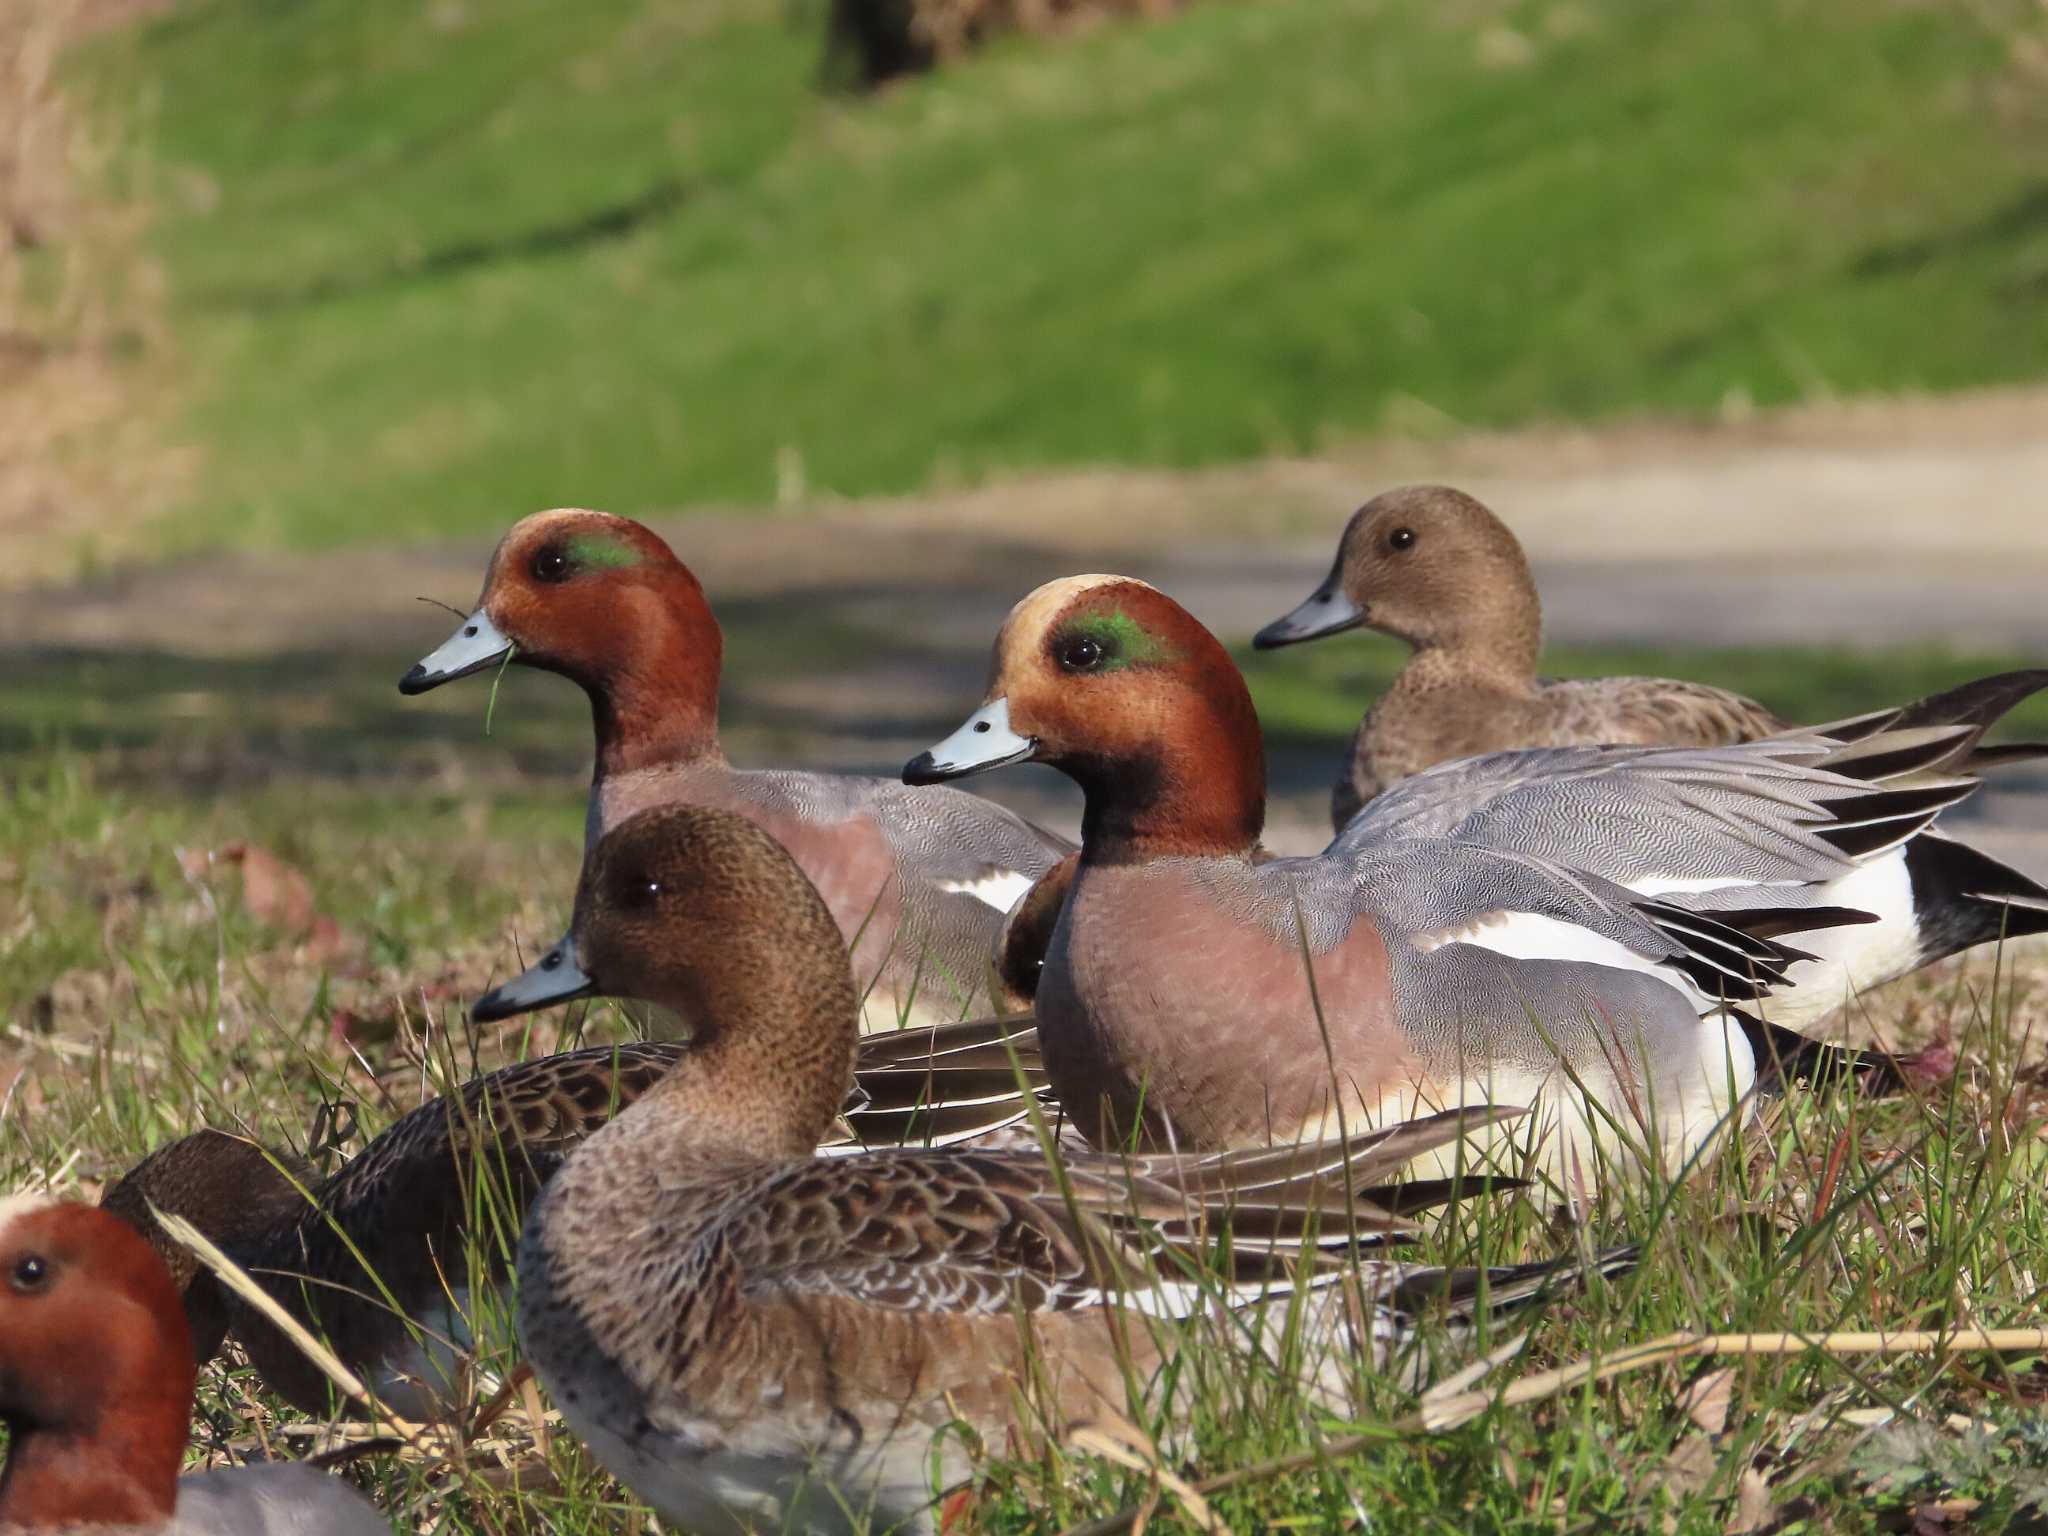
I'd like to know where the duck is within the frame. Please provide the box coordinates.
[397,508,1070,1025]
[1252,485,1789,827]
[103,1013,1051,1421]
[903,574,2048,1180]
[0,1195,389,1535]
[468,802,1604,1535]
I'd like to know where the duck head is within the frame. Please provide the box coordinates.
[1253,485,1541,666]
[99,1130,314,1370]
[0,1198,193,1527]
[400,509,725,772]
[471,806,859,1159]
[906,575,1265,863]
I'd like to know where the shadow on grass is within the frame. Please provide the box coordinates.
[8,630,2045,823]
[213,180,691,314]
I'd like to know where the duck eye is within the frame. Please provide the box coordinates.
[531,546,573,583]
[1058,635,1105,672]
[10,1254,49,1294]
[619,877,661,910]
[1388,527,1417,552]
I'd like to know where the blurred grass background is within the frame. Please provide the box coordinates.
[63,0,2048,554]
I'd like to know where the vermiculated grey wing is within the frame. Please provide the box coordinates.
[1335,732,1973,893]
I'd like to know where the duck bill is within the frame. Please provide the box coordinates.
[471,935,596,1022]
[399,609,514,695]
[904,697,1037,784]
[1251,576,1366,649]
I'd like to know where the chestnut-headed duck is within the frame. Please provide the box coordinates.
[468,803,1602,1534]
[0,1197,389,1535]
[105,1013,1051,1423]
[398,508,1070,1024]
[1253,486,1787,827]
[906,575,2048,1181]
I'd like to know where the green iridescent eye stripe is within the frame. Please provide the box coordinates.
[1067,609,1179,668]
[566,534,646,570]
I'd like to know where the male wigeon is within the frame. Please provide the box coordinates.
[398,509,1070,1023]
[0,1196,389,1534]
[1253,486,1788,825]
[467,804,1602,1535]
[105,1017,1051,1421]
[905,575,2047,1180]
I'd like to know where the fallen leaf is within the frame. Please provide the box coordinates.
[1726,1467,1774,1534]
[218,840,318,932]
[1661,1434,1716,1500]
[328,975,462,1048]
[1680,1367,1735,1436]
[185,840,357,964]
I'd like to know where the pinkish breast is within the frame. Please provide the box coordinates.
[1037,859,1424,1152]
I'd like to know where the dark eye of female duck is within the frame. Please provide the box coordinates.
[1388,527,1417,552]
[1058,634,1106,672]
[531,545,573,583]
[617,875,662,911]
[10,1253,49,1295]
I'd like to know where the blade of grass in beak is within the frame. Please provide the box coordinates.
[484,642,518,736]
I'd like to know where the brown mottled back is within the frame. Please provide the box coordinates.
[99,1130,316,1367]
[101,1046,682,1417]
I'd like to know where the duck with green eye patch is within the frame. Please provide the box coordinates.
[1056,609,1182,670]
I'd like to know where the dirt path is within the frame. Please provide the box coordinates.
[16,383,2048,649]
[10,386,2047,869]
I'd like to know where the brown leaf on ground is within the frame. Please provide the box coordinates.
[1657,1435,1717,1530]
[1680,1367,1735,1436]
[180,840,358,965]
[1910,1498,1980,1536]
[327,974,465,1048]
[1726,1468,1776,1534]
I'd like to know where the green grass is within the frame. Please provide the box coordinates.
[73,0,2048,553]
[7,749,2048,1532]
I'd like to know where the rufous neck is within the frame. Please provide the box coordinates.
[0,1404,184,1526]
[590,672,724,777]
[1073,697,1266,867]
[580,575,726,777]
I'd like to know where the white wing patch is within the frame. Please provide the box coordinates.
[1412,909,1715,1012]
[1631,874,1784,897]
[935,867,1037,914]
[1415,909,1655,970]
